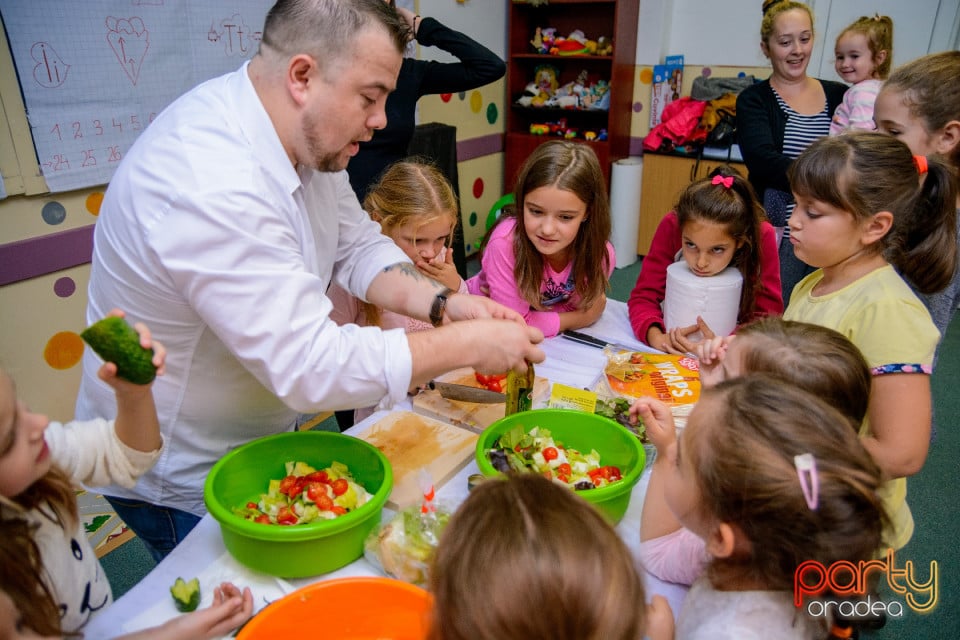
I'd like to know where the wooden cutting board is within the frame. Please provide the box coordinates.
[412,367,550,433]
[356,411,477,510]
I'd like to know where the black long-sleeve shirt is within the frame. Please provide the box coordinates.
[346,17,506,200]
[735,78,847,197]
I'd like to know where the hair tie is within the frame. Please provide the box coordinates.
[914,155,928,175]
[762,0,787,16]
[712,174,734,189]
[794,453,819,511]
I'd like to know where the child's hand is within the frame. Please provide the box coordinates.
[645,595,676,640]
[630,396,676,454]
[151,582,253,640]
[696,334,735,387]
[96,309,166,391]
[416,247,462,292]
[666,316,716,354]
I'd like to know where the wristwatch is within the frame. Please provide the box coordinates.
[429,288,452,327]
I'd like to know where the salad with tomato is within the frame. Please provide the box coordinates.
[233,460,372,525]
[487,426,623,491]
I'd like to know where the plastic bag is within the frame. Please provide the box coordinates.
[363,470,451,587]
[595,345,701,428]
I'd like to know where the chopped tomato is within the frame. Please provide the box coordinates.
[305,482,328,504]
[246,501,258,509]
[276,506,298,525]
[304,470,330,484]
[254,514,271,524]
[331,478,350,496]
[474,371,508,391]
[557,462,572,476]
[543,446,559,461]
[331,505,347,515]
[279,475,308,497]
[315,493,334,511]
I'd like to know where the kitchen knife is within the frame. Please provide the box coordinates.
[561,329,611,349]
[427,380,506,404]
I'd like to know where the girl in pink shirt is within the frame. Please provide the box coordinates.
[830,14,893,135]
[467,140,614,337]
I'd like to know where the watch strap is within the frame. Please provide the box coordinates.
[429,288,452,327]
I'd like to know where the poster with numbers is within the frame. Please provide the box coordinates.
[0,0,273,192]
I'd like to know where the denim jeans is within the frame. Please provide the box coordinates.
[105,496,202,563]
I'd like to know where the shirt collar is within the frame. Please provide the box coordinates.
[231,60,304,196]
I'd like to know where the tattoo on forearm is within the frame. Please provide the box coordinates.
[383,262,445,290]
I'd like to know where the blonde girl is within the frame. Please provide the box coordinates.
[0,311,253,637]
[428,473,673,640]
[639,318,872,588]
[467,140,614,338]
[829,14,894,134]
[637,376,885,639]
[627,167,783,354]
[784,131,958,551]
[327,160,468,424]
[874,50,960,343]
[329,159,467,331]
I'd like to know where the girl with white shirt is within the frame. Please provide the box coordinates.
[0,311,252,638]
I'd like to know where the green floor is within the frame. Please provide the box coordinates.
[102,257,960,636]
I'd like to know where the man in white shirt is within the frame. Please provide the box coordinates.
[75,0,544,561]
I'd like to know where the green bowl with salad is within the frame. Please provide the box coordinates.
[204,430,393,578]
[475,409,645,523]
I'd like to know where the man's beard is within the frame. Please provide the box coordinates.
[303,109,347,173]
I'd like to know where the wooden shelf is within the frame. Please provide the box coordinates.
[504,0,639,189]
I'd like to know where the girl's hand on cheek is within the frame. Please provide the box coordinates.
[416,248,462,291]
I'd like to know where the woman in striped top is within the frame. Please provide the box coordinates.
[736,0,847,304]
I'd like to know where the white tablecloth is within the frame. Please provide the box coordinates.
[82,301,689,638]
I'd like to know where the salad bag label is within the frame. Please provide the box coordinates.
[598,347,701,406]
[505,362,536,415]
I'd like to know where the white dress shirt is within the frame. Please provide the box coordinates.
[75,62,413,516]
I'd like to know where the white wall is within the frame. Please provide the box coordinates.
[653,0,959,69]
[416,0,505,61]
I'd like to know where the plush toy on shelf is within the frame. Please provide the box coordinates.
[530,64,559,106]
[595,36,614,56]
[530,27,543,53]
[552,29,590,56]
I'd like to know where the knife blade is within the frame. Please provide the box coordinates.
[427,380,506,404]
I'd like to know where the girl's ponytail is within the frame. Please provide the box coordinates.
[889,155,959,294]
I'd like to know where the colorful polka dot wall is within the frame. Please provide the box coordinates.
[20,190,105,371]
[422,85,503,257]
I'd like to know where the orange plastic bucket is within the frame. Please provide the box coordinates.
[236,577,433,639]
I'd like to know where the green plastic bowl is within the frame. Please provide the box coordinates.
[204,431,393,578]
[475,409,645,523]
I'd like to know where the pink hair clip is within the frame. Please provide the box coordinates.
[794,453,819,511]
[712,174,734,189]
